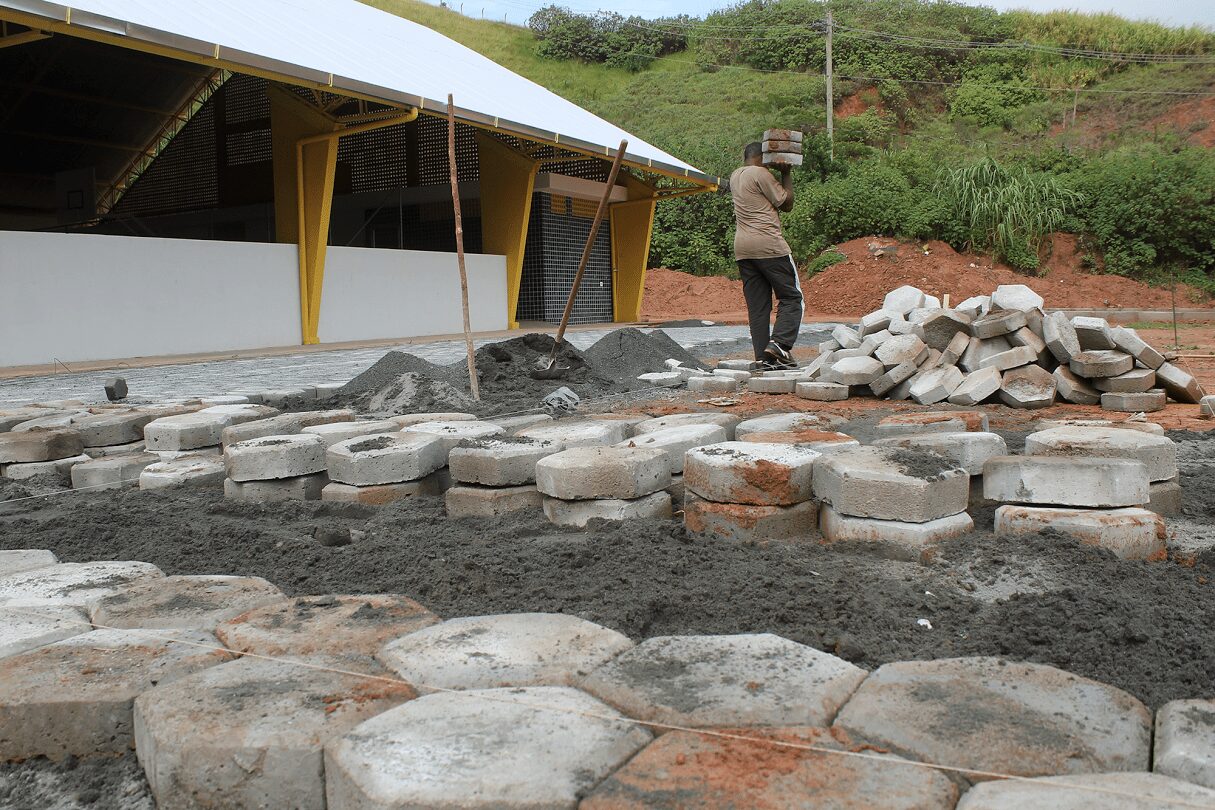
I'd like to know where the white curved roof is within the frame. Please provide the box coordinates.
[2,0,712,182]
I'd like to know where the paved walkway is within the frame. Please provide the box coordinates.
[0,325,839,406]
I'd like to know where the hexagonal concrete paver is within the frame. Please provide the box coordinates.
[581,633,867,729]
[216,594,439,658]
[90,575,288,631]
[834,657,1151,780]
[377,613,633,691]
[0,549,58,577]
[0,628,231,760]
[134,656,415,809]
[956,771,1215,809]
[0,561,164,609]
[324,686,651,809]
[583,727,958,809]
[0,606,91,660]
[1154,699,1215,790]
[812,446,969,523]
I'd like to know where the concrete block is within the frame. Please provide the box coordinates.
[910,366,964,405]
[888,318,924,338]
[1102,390,1167,413]
[834,657,1151,779]
[796,381,850,401]
[324,686,650,809]
[1037,417,1165,435]
[1007,325,1048,360]
[1072,315,1115,349]
[1110,326,1166,369]
[956,772,1215,809]
[0,561,163,609]
[874,431,1007,476]
[224,473,328,502]
[1025,426,1177,482]
[971,310,1026,339]
[139,455,226,490]
[1070,350,1134,379]
[736,413,846,438]
[543,491,673,527]
[874,334,929,368]
[636,371,684,387]
[994,505,1165,560]
[379,613,632,692]
[812,446,969,522]
[875,415,965,437]
[104,377,128,401]
[387,412,476,428]
[583,726,959,810]
[939,330,972,367]
[219,410,354,447]
[0,428,83,463]
[535,446,670,500]
[870,361,919,397]
[445,484,543,518]
[217,594,439,658]
[979,344,1038,372]
[0,549,58,577]
[712,368,752,381]
[326,432,447,486]
[717,358,757,371]
[483,413,554,434]
[982,456,1149,507]
[956,294,990,317]
[301,419,400,447]
[1202,395,1215,418]
[959,335,1011,372]
[917,348,943,370]
[0,606,90,660]
[831,324,863,349]
[518,419,629,448]
[83,439,146,458]
[10,412,87,432]
[1054,365,1102,405]
[320,472,449,505]
[737,431,858,452]
[200,394,250,406]
[635,413,741,440]
[135,656,413,810]
[829,356,885,386]
[1154,699,1215,790]
[259,389,318,408]
[683,493,818,541]
[3,453,90,484]
[999,364,1057,409]
[684,441,820,506]
[820,504,973,560]
[860,309,897,335]
[448,436,561,486]
[1156,361,1204,403]
[70,453,157,490]
[746,376,796,393]
[91,575,285,630]
[991,283,1044,312]
[617,424,726,475]
[921,310,973,351]
[224,433,327,482]
[71,411,152,447]
[401,420,505,454]
[584,633,865,729]
[144,414,230,452]
[948,367,1002,406]
[883,285,926,314]
[688,375,738,393]
[0,629,230,760]
[1147,475,1183,516]
[1043,310,1082,364]
[0,408,49,432]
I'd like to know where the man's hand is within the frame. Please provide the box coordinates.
[777,163,794,212]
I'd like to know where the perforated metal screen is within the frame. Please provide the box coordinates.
[517,192,613,324]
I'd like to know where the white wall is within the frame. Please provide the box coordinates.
[0,231,507,367]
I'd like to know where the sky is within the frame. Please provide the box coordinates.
[430,0,1215,29]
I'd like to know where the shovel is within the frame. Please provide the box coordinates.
[533,139,629,380]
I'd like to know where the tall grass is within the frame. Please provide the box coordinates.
[937,158,1083,271]
[1009,10,1215,56]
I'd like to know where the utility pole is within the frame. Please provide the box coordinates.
[825,7,834,160]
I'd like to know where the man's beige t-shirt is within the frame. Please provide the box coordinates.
[730,165,791,260]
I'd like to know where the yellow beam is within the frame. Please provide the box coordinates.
[476,132,539,330]
[0,29,49,49]
[610,173,658,323]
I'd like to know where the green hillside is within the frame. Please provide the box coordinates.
[364,0,1215,289]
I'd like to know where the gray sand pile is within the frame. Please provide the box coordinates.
[584,328,707,389]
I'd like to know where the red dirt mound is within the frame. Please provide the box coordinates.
[640,234,1211,321]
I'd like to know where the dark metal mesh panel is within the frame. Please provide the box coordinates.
[416,114,478,186]
[110,102,217,217]
[225,129,271,165]
[340,125,409,193]
[517,192,613,324]
[358,198,482,253]
[224,75,270,123]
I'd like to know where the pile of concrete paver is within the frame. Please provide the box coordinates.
[2,547,1214,808]
[655,283,1208,413]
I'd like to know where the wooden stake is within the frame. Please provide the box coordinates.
[448,94,480,400]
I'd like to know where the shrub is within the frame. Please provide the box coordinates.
[528,6,687,71]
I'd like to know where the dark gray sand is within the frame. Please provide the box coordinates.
[0,752,153,810]
[583,328,709,385]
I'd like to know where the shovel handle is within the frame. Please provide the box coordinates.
[551,139,629,348]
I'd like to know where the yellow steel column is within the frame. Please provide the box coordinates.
[476,133,539,329]
[609,173,658,323]
[269,85,340,344]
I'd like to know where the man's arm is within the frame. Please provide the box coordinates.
[777,165,795,213]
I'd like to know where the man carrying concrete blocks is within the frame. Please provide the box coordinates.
[730,130,802,370]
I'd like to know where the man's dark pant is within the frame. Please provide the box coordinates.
[737,255,804,359]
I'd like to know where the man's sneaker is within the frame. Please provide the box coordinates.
[762,342,798,369]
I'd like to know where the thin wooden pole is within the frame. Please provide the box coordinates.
[448,93,480,400]
[825,7,834,161]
